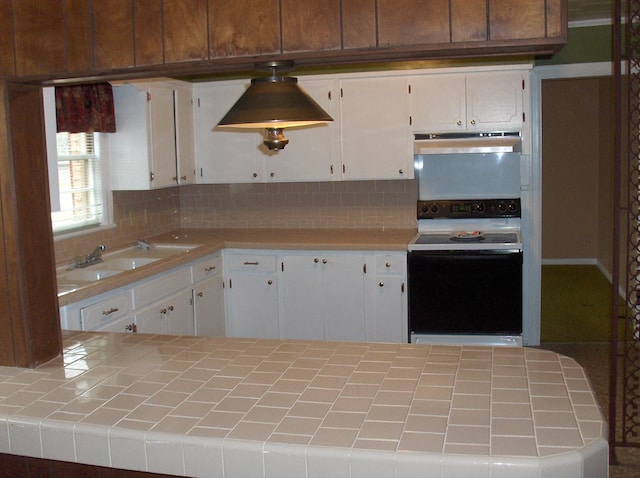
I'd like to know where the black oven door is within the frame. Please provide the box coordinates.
[408,250,522,339]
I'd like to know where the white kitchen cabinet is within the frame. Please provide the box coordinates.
[339,76,413,180]
[410,70,526,133]
[78,289,133,332]
[135,288,194,335]
[262,78,339,182]
[224,252,279,339]
[194,82,263,183]
[110,79,195,190]
[280,252,366,342]
[365,253,407,343]
[192,254,225,337]
[132,266,193,335]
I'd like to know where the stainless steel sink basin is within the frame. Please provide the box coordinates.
[60,269,121,282]
[56,242,202,294]
[101,257,160,270]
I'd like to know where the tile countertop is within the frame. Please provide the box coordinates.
[57,228,417,306]
[0,331,608,478]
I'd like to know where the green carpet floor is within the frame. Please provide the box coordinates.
[541,264,620,342]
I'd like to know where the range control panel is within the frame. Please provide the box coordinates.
[417,199,521,220]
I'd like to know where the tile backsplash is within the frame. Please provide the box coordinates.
[180,180,417,230]
[54,180,417,264]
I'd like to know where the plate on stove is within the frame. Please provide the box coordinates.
[450,231,485,241]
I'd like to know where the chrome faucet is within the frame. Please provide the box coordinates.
[135,239,151,250]
[70,244,105,269]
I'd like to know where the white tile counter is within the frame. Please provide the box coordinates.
[0,331,607,477]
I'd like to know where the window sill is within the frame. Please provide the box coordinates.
[52,223,117,242]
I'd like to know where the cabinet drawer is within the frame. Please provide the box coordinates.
[134,268,191,308]
[226,254,277,272]
[80,292,132,331]
[192,254,222,283]
[375,254,405,275]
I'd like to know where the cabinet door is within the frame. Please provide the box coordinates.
[410,74,467,132]
[174,82,196,185]
[164,288,195,336]
[280,255,324,340]
[368,275,405,343]
[226,273,279,339]
[194,275,225,337]
[148,83,179,188]
[111,84,153,189]
[194,83,263,183]
[466,71,524,131]
[321,255,366,342]
[135,288,193,335]
[263,79,338,182]
[340,76,412,180]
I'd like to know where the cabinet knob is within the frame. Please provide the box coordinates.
[181,175,187,181]
[172,176,178,181]
[379,282,384,287]
[398,169,404,175]
[385,262,391,268]
[322,258,327,264]
[456,120,462,126]
[314,258,319,263]
[267,280,273,285]
[270,172,275,177]
[197,291,204,297]
[125,324,137,332]
[253,173,258,178]
[470,119,476,125]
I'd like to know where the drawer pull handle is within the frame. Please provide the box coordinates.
[244,261,259,265]
[204,266,216,272]
[102,307,119,316]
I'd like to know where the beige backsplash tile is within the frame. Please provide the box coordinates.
[54,180,417,264]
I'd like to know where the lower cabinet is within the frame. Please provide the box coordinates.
[224,253,279,339]
[134,288,194,335]
[60,248,407,343]
[60,252,224,337]
[225,249,407,343]
[280,253,366,342]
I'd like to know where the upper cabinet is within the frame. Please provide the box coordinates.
[339,76,413,181]
[410,70,526,133]
[110,80,195,190]
[194,81,263,183]
[194,78,339,184]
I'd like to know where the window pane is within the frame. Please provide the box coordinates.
[52,133,104,234]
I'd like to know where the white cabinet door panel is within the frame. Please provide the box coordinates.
[227,273,279,339]
[194,276,225,337]
[280,256,324,340]
[340,76,412,180]
[194,83,263,183]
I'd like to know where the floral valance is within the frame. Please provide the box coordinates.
[55,82,116,133]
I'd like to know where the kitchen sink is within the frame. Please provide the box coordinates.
[56,242,202,295]
[60,269,121,282]
[101,257,160,270]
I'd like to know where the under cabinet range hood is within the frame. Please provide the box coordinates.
[414,132,521,155]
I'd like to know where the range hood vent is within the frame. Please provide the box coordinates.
[414,132,521,154]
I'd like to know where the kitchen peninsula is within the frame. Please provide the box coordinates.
[0,330,606,477]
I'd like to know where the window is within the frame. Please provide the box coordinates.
[50,132,105,233]
[43,87,113,236]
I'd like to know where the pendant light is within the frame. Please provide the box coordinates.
[217,61,333,151]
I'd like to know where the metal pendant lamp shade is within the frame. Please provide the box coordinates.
[217,75,333,151]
